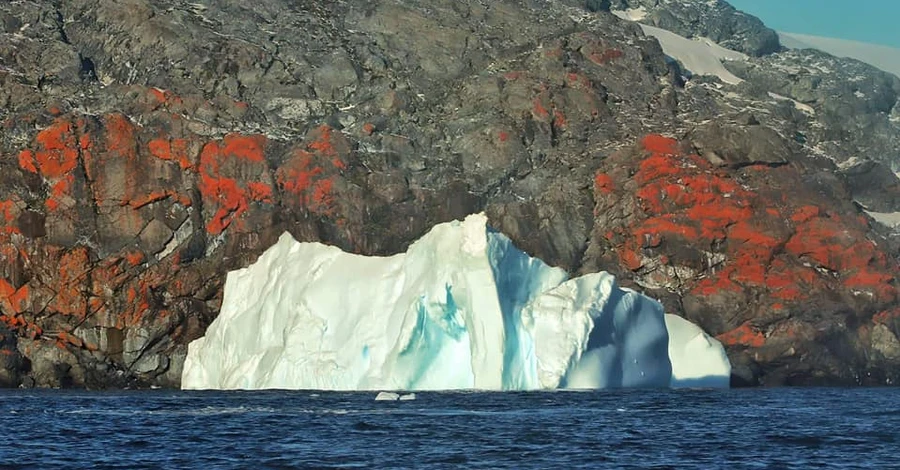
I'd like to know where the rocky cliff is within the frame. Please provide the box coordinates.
[0,0,898,388]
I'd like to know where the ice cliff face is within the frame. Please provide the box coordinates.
[182,214,729,390]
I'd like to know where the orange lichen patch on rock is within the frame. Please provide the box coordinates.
[278,152,322,196]
[247,182,273,201]
[873,308,900,325]
[124,251,145,267]
[104,114,138,158]
[17,150,38,174]
[18,119,81,186]
[56,331,84,348]
[764,258,815,300]
[146,87,185,109]
[122,190,176,209]
[362,122,376,136]
[220,134,266,162]
[0,279,29,314]
[532,97,550,120]
[565,72,593,90]
[498,131,510,143]
[149,88,166,103]
[786,216,873,272]
[716,323,766,348]
[640,134,679,155]
[553,109,567,129]
[790,205,820,224]
[49,247,90,318]
[148,138,193,170]
[634,216,700,244]
[585,44,624,65]
[620,247,643,271]
[277,150,336,216]
[692,271,743,296]
[594,173,614,194]
[45,173,75,211]
[277,125,353,218]
[197,133,273,234]
[0,200,20,235]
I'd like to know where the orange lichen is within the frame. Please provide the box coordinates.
[220,134,266,162]
[124,251,145,267]
[148,138,193,170]
[873,308,900,325]
[20,119,80,180]
[49,247,90,318]
[586,46,624,65]
[553,110,567,129]
[197,133,272,234]
[0,200,20,235]
[791,205,820,224]
[597,133,899,309]
[104,114,137,158]
[532,98,550,120]
[594,173,614,194]
[0,279,29,314]
[17,150,38,174]
[640,134,679,155]
[565,72,592,90]
[716,323,766,348]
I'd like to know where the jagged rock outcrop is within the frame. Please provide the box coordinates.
[0,0,898,387]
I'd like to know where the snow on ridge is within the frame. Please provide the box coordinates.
[611,7,648,22]
[778,32,900,79]
[612,10,747,85]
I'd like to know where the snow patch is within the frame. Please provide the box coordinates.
[866,211,900,230]
[637,25,746,84]
[182,214,729,391]
[767,92,816,116]
[612,9,746,84]
[611,7,648,22]
[778,32,900,79]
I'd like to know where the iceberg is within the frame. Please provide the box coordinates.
[182,213,730,390]
[665,314,731,388]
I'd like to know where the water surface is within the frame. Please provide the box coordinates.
[1,388,896,469]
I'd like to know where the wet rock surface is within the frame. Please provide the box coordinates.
[0,0,897,387]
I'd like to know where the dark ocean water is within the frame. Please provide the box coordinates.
[0,388,898,469]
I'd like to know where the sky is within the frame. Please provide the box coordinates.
[726,0,900,48]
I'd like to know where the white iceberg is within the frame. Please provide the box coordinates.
[182,213,730,390]
[665,314,731,388]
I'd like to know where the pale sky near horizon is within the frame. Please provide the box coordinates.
[726,0,900,48]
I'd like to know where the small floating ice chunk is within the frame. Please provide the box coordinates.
[398,393,416,401]
[375,391,400,401]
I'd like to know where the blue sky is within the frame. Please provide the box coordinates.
[727,0,900,48]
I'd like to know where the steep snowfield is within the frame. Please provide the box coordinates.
[779,32,900,79]
[182,214,729,390]
[612,11,747,84]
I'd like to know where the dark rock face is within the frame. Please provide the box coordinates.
[0,0,897,388]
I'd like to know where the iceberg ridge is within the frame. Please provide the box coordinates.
[182,214,729,390]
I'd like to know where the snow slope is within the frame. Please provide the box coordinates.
[779,32,900,79]
[182,214,730,390]
[612,10,747,84]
